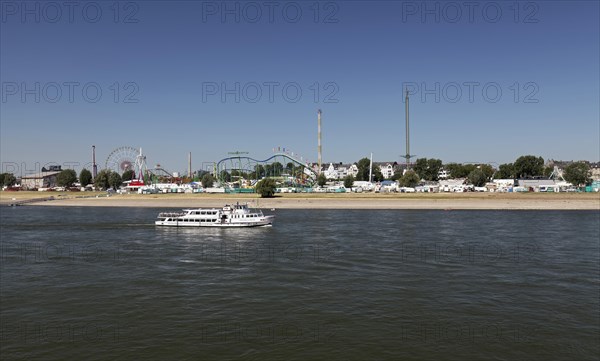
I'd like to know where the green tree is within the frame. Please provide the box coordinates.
[201,173,214,188]
[468,169,487,187]
[391,169,404,181]
[0,173,17,187]
[496,163,515,179]
[254,165,265,179]
[255,177,276,198]
[444,163,458,178]
[563,162,591,186]
[372,165,384,182]
[109,172,122,189]
[196,170,209,181]
[414,158,443,181]
[317,173,327,187]
[426,158,443,181]
[220,170,231,182]
[79,169,92,187]
[343,175,355,188]
[445,163,473,179]
[355,158,371,181]
[462,164,477,178]
[286,162,294,173]
[264,164,273,176]
[400,170,420,188]
[355,158,382,181]
[479,164,494,180]
[271,162,284,175]
[413,158,428,180]
[57,169,77,187]
[514,155,544,178]
[122,169,136,181]
[94,170,111,190]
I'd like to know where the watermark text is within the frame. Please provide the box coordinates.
[1,1,140,24]
[400,1,540,24]
[201,81,339,103]
[2,81,140,103]
[200,1,339,24]
[403,81,539,103]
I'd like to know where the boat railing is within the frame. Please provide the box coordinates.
[158,212,185,218]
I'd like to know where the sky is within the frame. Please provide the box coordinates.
[1,0,599,176]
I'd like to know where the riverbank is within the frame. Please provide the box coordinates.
[1,191,598,210]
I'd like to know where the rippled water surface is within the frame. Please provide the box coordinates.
[1,207,598,360]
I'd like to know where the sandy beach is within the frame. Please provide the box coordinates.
[1,191,598,210]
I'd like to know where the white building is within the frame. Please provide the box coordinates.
[485,179,517,192]
[380,164,395,179]
[438,179,465,192]
[438,169,449,179]
[347,164,359,177]
[322,163,358,179]
[324,163,338,179]
[21,171,61,189]
[336,166,348,178]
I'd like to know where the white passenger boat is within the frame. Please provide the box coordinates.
[155,202,274,227]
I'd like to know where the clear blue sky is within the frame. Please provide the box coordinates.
[1,0,598,175]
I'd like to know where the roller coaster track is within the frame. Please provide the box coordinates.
[216,153,317,186]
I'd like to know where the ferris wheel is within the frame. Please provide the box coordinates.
[105,146,144,175]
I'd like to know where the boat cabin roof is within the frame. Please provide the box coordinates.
[182,203,251,212]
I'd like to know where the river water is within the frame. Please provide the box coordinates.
[1,207,598,360]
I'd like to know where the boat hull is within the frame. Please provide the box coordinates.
[155,215,274,228]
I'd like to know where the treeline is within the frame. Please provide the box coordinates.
[0,173,17,187]
[0,155,594,191]
[409,155,592,186]
[345,154,592,187]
